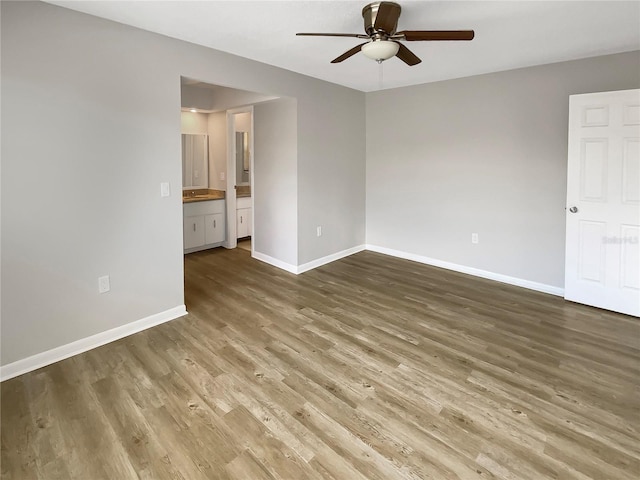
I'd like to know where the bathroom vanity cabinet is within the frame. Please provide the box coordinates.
[236,196,252,239]
[183,199,226,253]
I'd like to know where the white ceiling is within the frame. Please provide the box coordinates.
[47,1,640,92]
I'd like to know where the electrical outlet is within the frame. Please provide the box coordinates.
[98,275,110,293]
[471,233,479,244]
[220,172,225,181]
[317,226,322,237]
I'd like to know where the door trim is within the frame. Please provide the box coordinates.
[225,106,254,251]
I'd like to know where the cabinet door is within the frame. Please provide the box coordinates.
[184,215,205,249]
[246,208,252,236]
[205,213,225,245]
[237,208,250,239]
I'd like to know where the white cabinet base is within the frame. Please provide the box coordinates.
[183,216,205,250]
[236,196,252,239]
[205,213,225,245]
[236,207,252,239]
[183,200,226,253]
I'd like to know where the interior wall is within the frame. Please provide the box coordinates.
[234,112,251,132]
[180,84,215,111]
[254,98,298,265]
[297,89,367,264]
[181,83,276,112]
[207,112,227,191]
[1,1,365,367]
[180,111,208,134]
[366,51,640,289]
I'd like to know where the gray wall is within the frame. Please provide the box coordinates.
[181,83,276,112]
[366,51,640,288]
[297,90,367,264]
[207,112,227,191]
[1,1,366,366]
[254,98,298,265]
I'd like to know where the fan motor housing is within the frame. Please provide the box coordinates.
[362,2,401,36]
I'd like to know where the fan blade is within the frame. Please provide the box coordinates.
[373,2,401,33]
[331,42,368,63]
[396,30,475,41]
[396,42,421,66]
[297,33,369,39]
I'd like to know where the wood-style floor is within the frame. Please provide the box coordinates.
[2,248,639,479]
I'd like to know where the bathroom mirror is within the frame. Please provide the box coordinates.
[236,131,250,185]
[182,134,209,189]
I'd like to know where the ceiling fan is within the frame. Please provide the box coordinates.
[296,1,474,66]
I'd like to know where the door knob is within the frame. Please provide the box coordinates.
[569,206,578,213]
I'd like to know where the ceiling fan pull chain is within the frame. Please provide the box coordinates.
[378,61,384,89]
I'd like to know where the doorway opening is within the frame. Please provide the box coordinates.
[179,77,277,255]
[226,107,254,252]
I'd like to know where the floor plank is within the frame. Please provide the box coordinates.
[2,248,639,479]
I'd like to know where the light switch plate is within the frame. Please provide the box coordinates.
[160,182,171,197]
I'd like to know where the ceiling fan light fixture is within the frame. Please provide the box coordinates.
[361,40,399,62]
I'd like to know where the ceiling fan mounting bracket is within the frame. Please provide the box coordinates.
[371,32,390,41]
[362,1,401,36]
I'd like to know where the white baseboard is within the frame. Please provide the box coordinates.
[366,244,564,297]
[1,247,563,381]
[297,245,366,274]
[253,245,366,275]
[0,305,187,382]
[252,251,299,274]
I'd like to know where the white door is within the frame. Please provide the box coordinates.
[565,89,640,317]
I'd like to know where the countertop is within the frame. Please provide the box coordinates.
[183,187,251,203]
[183,189,225,203]
[236,185,251,198]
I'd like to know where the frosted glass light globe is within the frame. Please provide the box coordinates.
[361,40,400,62]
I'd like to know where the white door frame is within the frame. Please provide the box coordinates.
[225,106,254,251]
